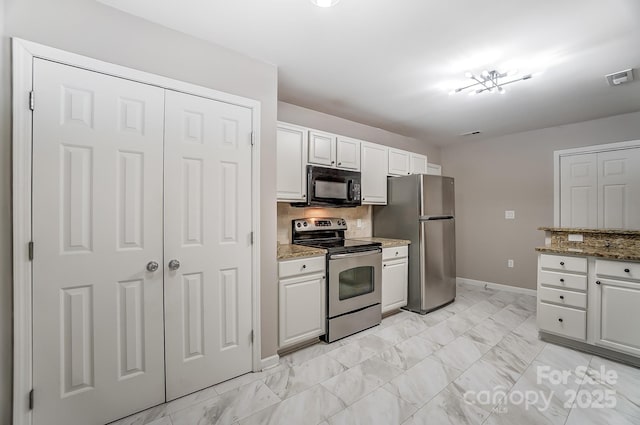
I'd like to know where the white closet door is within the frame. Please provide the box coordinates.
[559,153,598,228]
[163,90,254,400]
[597,148,640,229]
[32,59,165,425]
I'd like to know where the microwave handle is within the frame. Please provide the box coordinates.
[347,179,353,201]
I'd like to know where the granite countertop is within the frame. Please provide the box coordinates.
[538,227,640,236]
[277,244,327,261]
[355,237,411,248]
[535,246,640,262]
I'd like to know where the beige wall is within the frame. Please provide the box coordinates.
[1,1,279,422]
[278,101,442,163]
[440,111,640,291]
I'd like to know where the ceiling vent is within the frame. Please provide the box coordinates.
[605,69,635,87]
[460,130,482,136]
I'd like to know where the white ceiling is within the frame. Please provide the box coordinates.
[99,0,640,145]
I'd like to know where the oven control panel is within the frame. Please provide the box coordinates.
[292,217,347,232]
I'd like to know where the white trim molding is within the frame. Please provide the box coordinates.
[457,277,537,296]
[553,139,640,227]
[12,37,263,425]
[259,354,281,371]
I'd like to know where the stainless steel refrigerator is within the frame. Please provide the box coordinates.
[373,175,456,313]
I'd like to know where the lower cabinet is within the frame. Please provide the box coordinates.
[382,246,409,313]
[279,256,326,348]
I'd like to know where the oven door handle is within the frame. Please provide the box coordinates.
[329,249,381,259]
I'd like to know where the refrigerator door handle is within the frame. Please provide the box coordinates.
[419,215,454,221]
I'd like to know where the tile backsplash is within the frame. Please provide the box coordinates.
[277,203,372,244]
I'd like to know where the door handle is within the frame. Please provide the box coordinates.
[168,259,181,271]
[146,261,159,272]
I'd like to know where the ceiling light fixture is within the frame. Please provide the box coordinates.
[450,70,532,95]
[310,0,340,7]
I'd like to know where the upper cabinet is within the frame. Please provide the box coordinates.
[308,130,361,171]
[361,142,388,204]
[388,148,411,176]
[277,122,308,202]
[558,144,640,229]
[426,163,442,175]
[410,153,428,175]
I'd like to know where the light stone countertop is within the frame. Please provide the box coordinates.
[355,237,411,248]
[535,246,640,262]
[277,244,326,261]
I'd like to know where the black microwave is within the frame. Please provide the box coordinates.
[292,165,362,208]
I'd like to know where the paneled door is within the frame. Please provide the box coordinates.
[597,148,640,229]
[163,90,254,400]
[32,59,165,424]
[559,153,597,228]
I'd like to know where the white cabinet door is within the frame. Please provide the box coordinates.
[361,142,388,204]
[597,148,640,229]
[593,278,640,357]
[410,153,428,174]
[336,136,361,170]
[308,130,336,166]
[426,163,442,176]
[560,153,598,228]
[279,273,326,348]
[32,59,166,425]
[382,258,408,313]
[277,122,308,201]
[164,90,253,400]
[388,148,411,176]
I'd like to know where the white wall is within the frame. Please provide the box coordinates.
[441,111,640,291]
[1,1,279,422]
[278,101,442,163]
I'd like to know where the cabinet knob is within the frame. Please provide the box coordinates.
[331,161,335,164]
[395,251,399,256]
[383,264,387,268]
[558,318,563,323]
[624,268,630,273]
[560,262,565,266]
[338,162,342,166]
[559,295,565,300]
[596,280,601,285]
[302,264,306,269]
[303,194,306,198]
[560,278,565,283]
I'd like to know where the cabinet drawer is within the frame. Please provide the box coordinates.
[595,259,640,281]
[538,286,587,309]
[538,270,587,291]
[382,245,408,261]
[540,254,587,273]
[537,302,586,341]
[279,256,325,279]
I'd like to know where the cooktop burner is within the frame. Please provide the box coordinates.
[291,217,381,254]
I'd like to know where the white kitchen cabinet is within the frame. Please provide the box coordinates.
[426,163,442,176]
[558,146,640,229]
[308,129,336,167]
[382,246,409,313]
[410,153,428,174]
[279,256,326,348]
[388,148,411,176]
[593,259,640,357]
[361,142,388,204]
[277,122,308,201]
[336,136,361,170]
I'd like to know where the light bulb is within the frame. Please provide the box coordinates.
[464,71,473,79]
[498,87,505,94]
[481,70,490,79]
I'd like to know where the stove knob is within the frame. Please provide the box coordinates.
[296,223,301,228]
[303,221,308,227]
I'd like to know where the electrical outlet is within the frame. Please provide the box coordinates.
[505,210,515,219]
[356,219,363,228]
[507,259,514,268]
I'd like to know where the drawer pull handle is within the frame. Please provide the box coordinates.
[560,278,565,283]
[558,318,563,323]
[395,251,399,256]
[560,262,565,266]
[596,280,601,285]
[559,295,565,300]
[624,268,630,273]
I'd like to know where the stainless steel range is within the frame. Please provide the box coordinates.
[292,217,382,342]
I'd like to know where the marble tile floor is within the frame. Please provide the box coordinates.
[112,283,640,425]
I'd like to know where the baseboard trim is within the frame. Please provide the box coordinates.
[457,277,537,296]
[259,354,280,371]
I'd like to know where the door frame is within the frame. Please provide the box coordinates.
[553,139,640,227]
[12,38,263,425]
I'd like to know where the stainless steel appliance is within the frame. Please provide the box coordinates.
[373,175,456,313]
[292,166,362,208]
[292,217,382,342]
